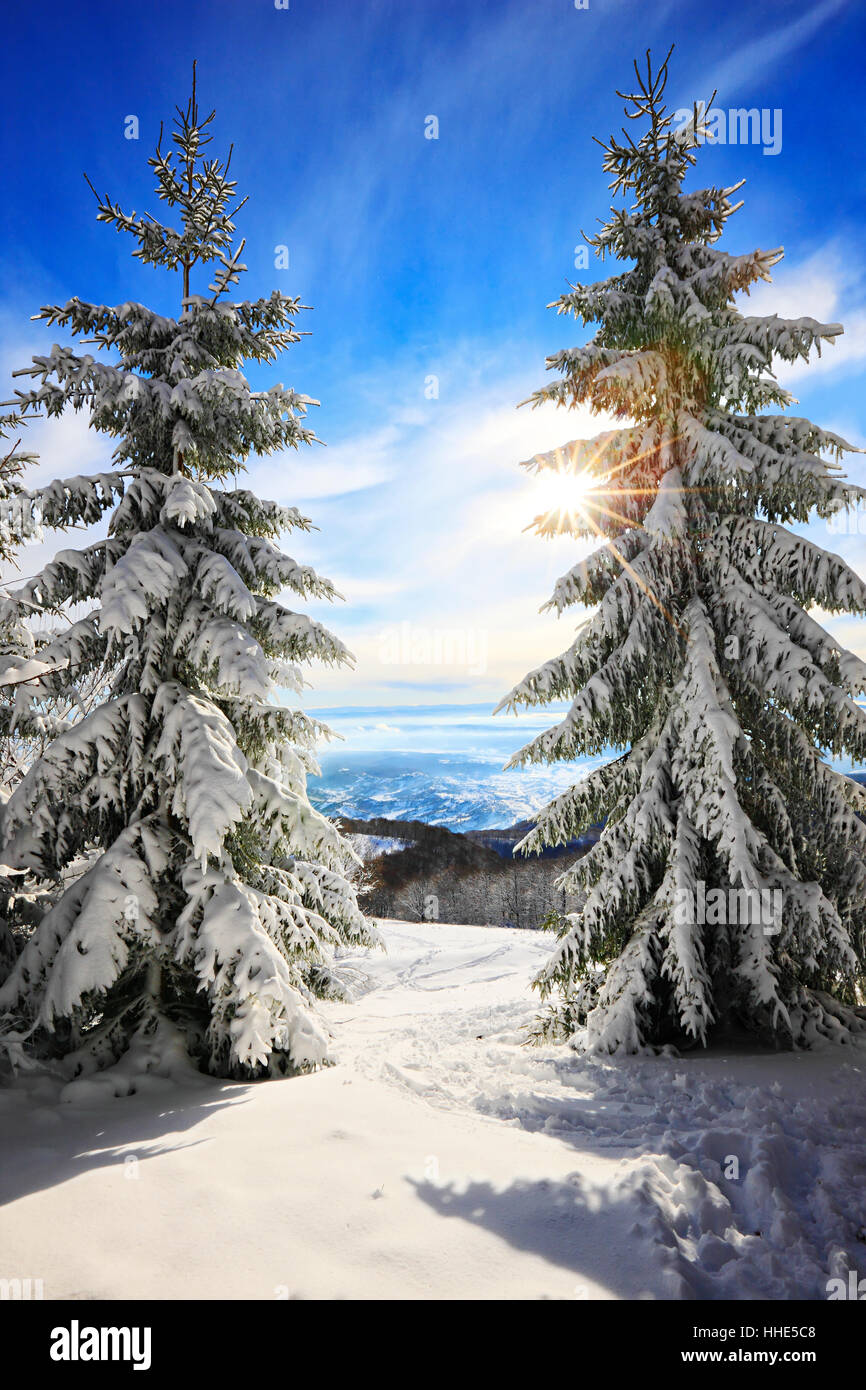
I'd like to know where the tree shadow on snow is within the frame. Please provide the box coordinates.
[0,1076,252,1209]
[408,1171,671,1299]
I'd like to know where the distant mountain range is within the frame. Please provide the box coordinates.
[308,705,866,836]
[309,753,599,834]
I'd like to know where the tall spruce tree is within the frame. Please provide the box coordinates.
[0,420,45,722]
[500,50,866,1052]
[0,420,47,981]
[0,70,377,1077]
[0,413,88,795]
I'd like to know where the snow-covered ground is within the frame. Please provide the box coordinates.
[1,919,864,1300]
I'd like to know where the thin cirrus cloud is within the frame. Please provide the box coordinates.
[251,448,393,504]
[271,343,619,705]
[697,0,853,102]
[743,243,866,387]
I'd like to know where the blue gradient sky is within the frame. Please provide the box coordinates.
[2,0,864,710]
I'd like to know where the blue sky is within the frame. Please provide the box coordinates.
[2,0,865,710]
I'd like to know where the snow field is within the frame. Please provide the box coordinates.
[0,919,863,1300]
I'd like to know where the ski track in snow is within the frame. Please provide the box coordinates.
[0,919,864,1300]
[325,921,866,1301]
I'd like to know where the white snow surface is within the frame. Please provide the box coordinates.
[0,918,864,1301]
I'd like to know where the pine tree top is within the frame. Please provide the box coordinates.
[525,46,844,431]
[9,61,317,483]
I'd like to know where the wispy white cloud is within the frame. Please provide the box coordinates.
[275,341,619,704]
[252,448,393,503]
[742,241,866,386]
[683,0,852,105]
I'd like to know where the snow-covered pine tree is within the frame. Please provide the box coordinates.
[0,417,47,981]
[0,410,86,796]
[0,414,44,725]
[0,69,377,1077]
[500,49,866,1053]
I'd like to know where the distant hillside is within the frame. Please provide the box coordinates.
[465,819,601,859]
[337,816,500,889]
[339,812,599,862]
[337,814,586,929]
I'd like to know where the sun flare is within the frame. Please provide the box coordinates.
[533,466,600,529]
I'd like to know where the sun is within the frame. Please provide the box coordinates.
[531,466,600,532]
